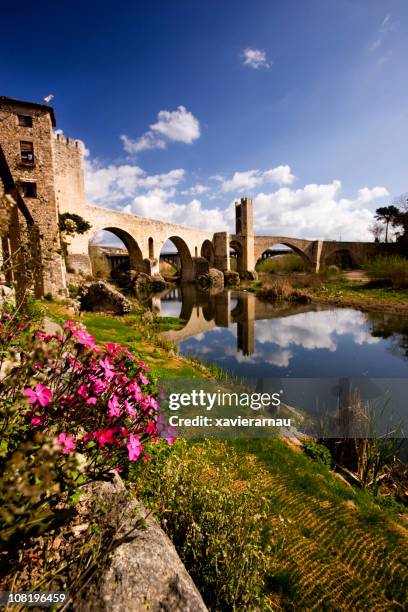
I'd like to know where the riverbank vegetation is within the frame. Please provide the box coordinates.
[136,438,408,610]
[251,253,408,313]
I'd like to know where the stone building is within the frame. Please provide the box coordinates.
[0,96,73,297]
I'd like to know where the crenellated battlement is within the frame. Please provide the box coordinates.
[53,131,83,150]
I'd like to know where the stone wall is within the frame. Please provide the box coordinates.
[0,100,67,296]
[53,133,86,216]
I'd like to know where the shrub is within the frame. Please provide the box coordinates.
[257,278,310,303]
[136,441,272,610]
[303,440,332,468]
[0,311,171,550]
[364,255,408,288]
[257,253,307,274]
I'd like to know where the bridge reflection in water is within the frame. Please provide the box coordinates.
[146,285,314,357]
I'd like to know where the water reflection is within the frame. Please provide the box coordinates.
[147,285,408,378]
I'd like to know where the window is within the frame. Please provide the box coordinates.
[20,182,37,198]
[20,141,34,164]
[18,114,33,128]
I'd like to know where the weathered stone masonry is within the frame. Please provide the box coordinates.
[0,97,66,296]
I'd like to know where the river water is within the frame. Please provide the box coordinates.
[149,285,408,435]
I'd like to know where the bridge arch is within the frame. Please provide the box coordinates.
[159,235,194,282]
[201,239,215,266]
[323,247,359,269]
[254,238,314,270]
[89,227,147,278]
[230,239,244,274]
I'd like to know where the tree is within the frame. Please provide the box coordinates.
[58,213,91,264]
[368,222,384,243]
[58,212,91,235]
[374,205,400,243]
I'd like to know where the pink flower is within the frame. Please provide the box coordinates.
[124,400,136,418]
[108,395,121,418]
[87,397,97,405]
[145,420,156,435]
[77,384,88,398]
[94,428,116,447]
[56,432,76,454]
[31,416,43,426]
[127,433,143,461]
[74,327,95,348]
[99,356,115,380]
[91,378,106,394]
[23,383,53,407]
[138,372,149,385]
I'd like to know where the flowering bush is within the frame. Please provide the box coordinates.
[0,311,172,547]
[1,315,171,475]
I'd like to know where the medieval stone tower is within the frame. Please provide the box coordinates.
[0,96,85,296]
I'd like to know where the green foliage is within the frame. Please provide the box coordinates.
[68,284,79,298]
[256,253,307,274]
[135,440,272,610]
[0,433,81,546]
[303,439,332,467]
[364,255,408,288]
[58,212,92,236]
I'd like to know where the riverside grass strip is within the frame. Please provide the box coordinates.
[142,440,408,611]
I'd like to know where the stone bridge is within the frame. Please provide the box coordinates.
[64,195,385,281]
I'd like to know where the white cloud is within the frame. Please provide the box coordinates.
[84,156,185,207]
[221,165,296,192]
[181,184,210,196]
[84,145,388,241]
[251,180,389,240]
[121,106,200,154]
[124,190,227,232]
[242,48,271,69]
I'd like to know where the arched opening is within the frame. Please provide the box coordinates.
[89,227,145,281]
[201,239,215,266]
[148,237,154,259]
[324,249,357,270]
[230,240,243,274]
[159,236,194,282]
[256,243,310,273]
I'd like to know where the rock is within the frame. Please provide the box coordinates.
[78,282,132,315]
[223,270,240,286]
[196,268,224,290]
[43,317,63,336]
[0,284,15,307]
[241,270,258,281]
[150,274,166,291]
[75,476,207,612]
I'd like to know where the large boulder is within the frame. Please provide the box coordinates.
[78,282,132,315]
[131,272,166,293]
[196,268,224,291]
[241,270,258,281]
[75,477,207,612]
[223,270,240,286]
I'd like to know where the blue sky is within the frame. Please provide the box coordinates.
[2,0,408,240]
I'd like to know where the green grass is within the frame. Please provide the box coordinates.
[316,276,408,306]
[364,255,408,288]
[137,438,408,611]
